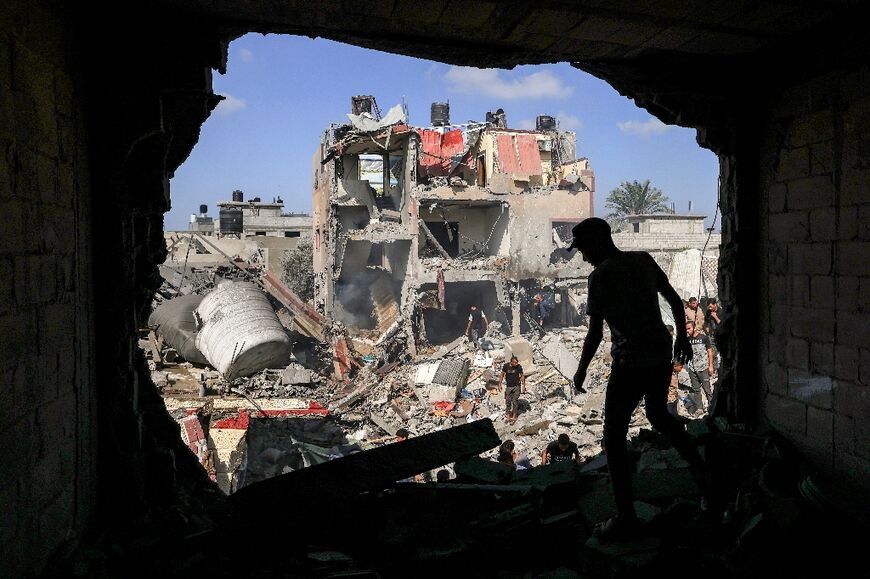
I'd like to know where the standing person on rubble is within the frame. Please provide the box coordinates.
[532,293,552,329]
[465,304,488,344]
[568,217,708,543]
[685,320,715,413]
[498,355,525,424]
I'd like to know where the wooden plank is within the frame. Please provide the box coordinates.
[418,219,451,259]
[261,270,326,342]
[147,329,163,365]
[230,419,501,509]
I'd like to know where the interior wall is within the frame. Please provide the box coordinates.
[419,204,508,258]
[0,5,95,574]
[759,67,870,487]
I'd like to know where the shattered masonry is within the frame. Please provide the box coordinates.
[313,99,598,354]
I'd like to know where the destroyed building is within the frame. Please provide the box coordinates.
[4,2,870,577]
[313,100,596,349]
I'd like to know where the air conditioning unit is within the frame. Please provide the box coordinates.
[538,139,553,152]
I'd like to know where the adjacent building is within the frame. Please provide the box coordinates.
[188,192,313,239]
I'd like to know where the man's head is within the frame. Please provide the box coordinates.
[396,428,410,441]
[557,433,571,450]
[470,305,478,311]
[673,360,684,372]
[534,293,543,303]
[497,449,515,465]
[509,355,519,367]
[688,297,698,310]
[568,217,617,266]
[685,320,696,335]
[708,297,718,311]
[500,440,515,453]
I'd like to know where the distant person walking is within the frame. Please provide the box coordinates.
[465,304,488,343]
[498,356,525,424]
[685,320,715,412]
[569,217,708,542]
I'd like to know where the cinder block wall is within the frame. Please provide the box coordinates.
[761,68,870,488]
[0,5,96,575]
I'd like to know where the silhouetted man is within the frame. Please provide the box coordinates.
[569,218,707,542]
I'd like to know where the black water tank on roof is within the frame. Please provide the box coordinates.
[536,115,556,131]
[219,208,243,234]
[431,102,450,126]
[232,190,244,202]
[199,204,208,215]
[252,197,261,203]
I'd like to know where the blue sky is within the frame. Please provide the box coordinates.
[166,34,719,231]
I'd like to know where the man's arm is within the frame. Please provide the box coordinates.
[705,337,714,374]
[520,371,526,393]
[541,448,549,465]
[498,371,505,391]
[465,318,472,336]
[574,314,603,393]
[655,265,692,363]
[482,312,488,330]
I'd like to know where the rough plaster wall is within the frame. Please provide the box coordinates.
[0,5,95,575]
[761,68,870,488]
[507,190,592,277]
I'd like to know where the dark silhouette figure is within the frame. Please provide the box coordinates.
[569,217,708,542]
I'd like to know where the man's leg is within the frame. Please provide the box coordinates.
[696,369,712,411]
[643,366,708,493]
[687,369,705,411]
[603,367,646,520]
[510,386,521,419]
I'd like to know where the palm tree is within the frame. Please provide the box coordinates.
[605,179,671,232]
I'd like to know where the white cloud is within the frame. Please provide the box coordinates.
[239,48,254,63]
[617,117,672,137]
[517,119,535,130]
[215,93,247,116]
[444,67,574,100]
[556,111,582,131]
[424,63,440,81]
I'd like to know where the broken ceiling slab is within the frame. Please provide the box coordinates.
[541,335,580,380]
[230,418,501,509]
[346,103,406,133]
[416,185,504,203]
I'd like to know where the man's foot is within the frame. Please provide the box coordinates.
[592,515,642,543]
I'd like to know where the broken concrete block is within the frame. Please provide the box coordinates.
[414,361,440,384]
[453,456,515,484]
[503,337,533,368]
[541,336,580,379]
[432,358,470,390]
[426,384,459,403]
[281,363,315,386]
